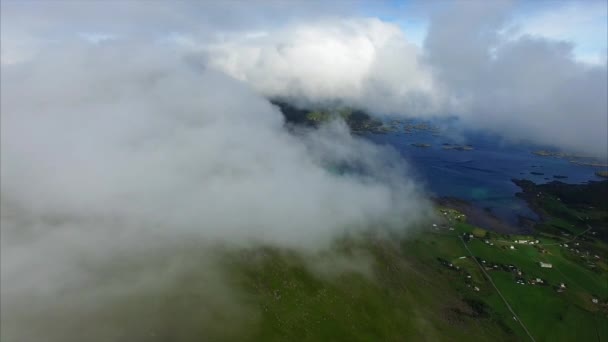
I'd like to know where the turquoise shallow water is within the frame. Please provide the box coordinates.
[364,119,605,224]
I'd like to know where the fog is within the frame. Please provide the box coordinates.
[424,1,608,157]
[0,42,430,341]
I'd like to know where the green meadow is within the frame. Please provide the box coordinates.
[211,208,607,341]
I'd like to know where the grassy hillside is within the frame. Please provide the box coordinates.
[10,190,606,341]
[270,100,383,133]
[218,213,607,342]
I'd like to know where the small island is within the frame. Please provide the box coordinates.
[532,150,608,167]
[571,160,608,167]
[411,143,431,148]
[596,171,608,178]
[443,144,474,151]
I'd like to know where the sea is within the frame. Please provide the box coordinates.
[364,118,606,225]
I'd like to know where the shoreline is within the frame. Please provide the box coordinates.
[432,196,534,234]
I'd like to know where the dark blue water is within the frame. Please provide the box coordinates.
[364,118,606,224]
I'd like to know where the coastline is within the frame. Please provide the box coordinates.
[433,196,532,234]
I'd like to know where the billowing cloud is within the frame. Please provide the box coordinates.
[3,1,605,159]
[510,1,608,65]
[203,18,440,115]
[1,42,427,243]
[425,1,608,157]
[0,41,430,340]
[196,2,607,157]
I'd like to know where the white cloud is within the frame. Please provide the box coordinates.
[510,1,608,65]
[424,1,607,157]
[202,18,441,115]
[0,41,431,340]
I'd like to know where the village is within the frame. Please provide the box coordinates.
[433,207,607,309]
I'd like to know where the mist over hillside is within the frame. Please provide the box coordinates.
[0,41,432,341]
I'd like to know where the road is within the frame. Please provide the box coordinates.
[458,235,537,342]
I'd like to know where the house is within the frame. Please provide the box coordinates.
[539,262,553,268]
[592,298,599,304]
[509,245,515,250]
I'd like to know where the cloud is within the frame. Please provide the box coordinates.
[424,1,608,157]
[0,1,355,65]
[3,1,604,159]
[510,1,608,65]
[196,1,607,157]
[202,18,440,115]
[0,41,431,340]
[1,41,428,243]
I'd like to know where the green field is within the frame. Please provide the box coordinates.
[215,203,608,342]
[224,236,519,341]
[194,208,606,342]
[8,206,606,341]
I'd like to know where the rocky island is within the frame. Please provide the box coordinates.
[596,171,608,178]
[411,143,431,148]
[443,144,474,151]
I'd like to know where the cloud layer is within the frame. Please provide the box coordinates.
[424,1,607,157]
[2,1,605,155]
[0,41,430,340]
[203,18,440,115]
[200,7,606,156]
